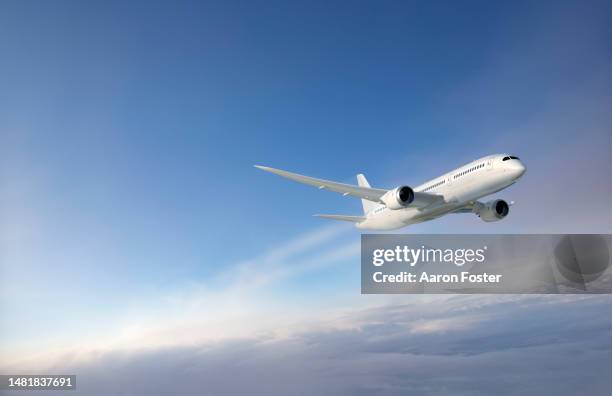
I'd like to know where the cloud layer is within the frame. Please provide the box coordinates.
[10,295,611,396]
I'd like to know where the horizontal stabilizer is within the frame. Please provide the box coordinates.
[314,214,365,223]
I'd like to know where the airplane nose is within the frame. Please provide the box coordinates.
[510,161,526,178]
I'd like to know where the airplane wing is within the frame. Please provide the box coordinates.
[255,165,442,208]
[451,203,479,213]
[255,165,387,202]
[452,200,515,214]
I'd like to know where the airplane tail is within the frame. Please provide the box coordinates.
[357,174,377,214]
[314,214,365,223]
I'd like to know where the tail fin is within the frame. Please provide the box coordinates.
[357,174,377,214]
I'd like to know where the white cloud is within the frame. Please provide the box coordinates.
[1,223,360,369]
[6,294,612,395]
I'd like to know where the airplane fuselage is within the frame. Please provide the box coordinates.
[357,154,526,230]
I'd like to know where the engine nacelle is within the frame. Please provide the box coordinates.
[380,186,414,210]
[477,199,510,222]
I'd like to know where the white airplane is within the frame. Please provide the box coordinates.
[255,154,526,230]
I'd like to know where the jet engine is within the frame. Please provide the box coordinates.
[380,186,414,209]
[477,199,510,222]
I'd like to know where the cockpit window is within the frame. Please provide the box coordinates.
[502,156,510,161]
[502,155,520,161]
[509,156,520,160]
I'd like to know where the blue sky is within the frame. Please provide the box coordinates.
[1,1,612,394]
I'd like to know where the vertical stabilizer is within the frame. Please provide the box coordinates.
[357,174,377,214]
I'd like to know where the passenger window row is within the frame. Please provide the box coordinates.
[453,163,484,179]
[423,179,446,192]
